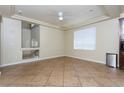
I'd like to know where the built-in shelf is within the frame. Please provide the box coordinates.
[21,21,40,60]
[22,49,39,60]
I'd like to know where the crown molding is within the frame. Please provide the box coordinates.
[63,15,111,31]
[11,14,111,31]
[11,14,62,30]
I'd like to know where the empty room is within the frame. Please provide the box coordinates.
[0,5,124,87]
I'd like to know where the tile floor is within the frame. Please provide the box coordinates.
[0,57,124,87]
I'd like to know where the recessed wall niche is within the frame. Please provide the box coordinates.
[21,21,40,60]
[22,21,40,48]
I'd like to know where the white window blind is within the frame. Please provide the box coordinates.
[74,27,96,50]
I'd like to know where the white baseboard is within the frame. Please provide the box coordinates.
[0,58,39,67]
[65,55,105,64]
[0,55,105,67]
[0,55,64,67]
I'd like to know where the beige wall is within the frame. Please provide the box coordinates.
[40,26,65,58]
[65,18,120,64]
[0,17,120,66]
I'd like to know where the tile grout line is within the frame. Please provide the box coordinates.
[63,58,65,87]
[1,57,124,87]
[43,63,55,87]
[72,61,82,87]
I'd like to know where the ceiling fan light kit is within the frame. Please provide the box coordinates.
[59,16,63,20]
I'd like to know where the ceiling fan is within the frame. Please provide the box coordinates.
[58,11,64,21]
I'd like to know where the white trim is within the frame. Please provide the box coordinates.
[0,55,105,67]
[65,55,105,64]
[11,14,61,30]
[0,58,39,67]
[64,15,110,31]
[0,55,64,67]
[11,15,111,31]
[39,55,65,60]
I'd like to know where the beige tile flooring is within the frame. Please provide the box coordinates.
[0,57,124,87]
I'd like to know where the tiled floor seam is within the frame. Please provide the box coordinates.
[72,61,82,87]
[43,64,55,87]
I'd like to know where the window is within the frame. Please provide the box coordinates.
[74,27,96,50]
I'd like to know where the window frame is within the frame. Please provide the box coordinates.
[73,27,96,50]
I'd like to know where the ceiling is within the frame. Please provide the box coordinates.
[0,5,123,30]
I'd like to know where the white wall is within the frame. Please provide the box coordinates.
[65,18,120,64]
[40,26,65,58]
